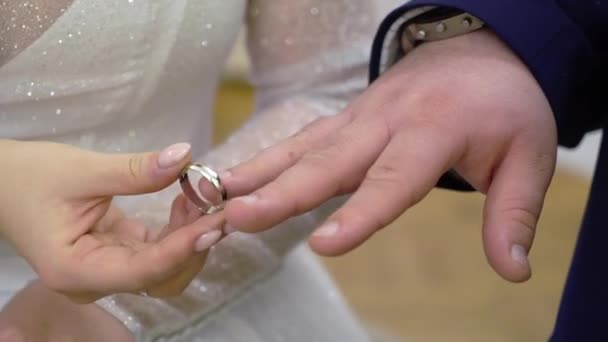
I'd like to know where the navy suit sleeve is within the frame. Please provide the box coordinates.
[370,0,604,190]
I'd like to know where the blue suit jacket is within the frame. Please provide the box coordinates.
[372,1,608,340]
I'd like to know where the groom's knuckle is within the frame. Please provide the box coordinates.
[365,163,405,191]
[303,142,347,170]
[287,130,319,162]
[367,163,400,182]
[500,201,538,236]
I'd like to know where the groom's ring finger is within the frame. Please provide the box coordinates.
[223,114,352,197]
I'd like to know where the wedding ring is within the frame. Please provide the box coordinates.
[179,163,227,214]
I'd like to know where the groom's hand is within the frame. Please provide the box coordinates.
[220,29,557,283]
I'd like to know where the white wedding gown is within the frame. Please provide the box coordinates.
[0,0,399,340]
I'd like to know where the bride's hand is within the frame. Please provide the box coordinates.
[0,140,224,302]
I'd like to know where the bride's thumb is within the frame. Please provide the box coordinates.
[83,143,192,196]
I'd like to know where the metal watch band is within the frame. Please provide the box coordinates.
[401,11,485,52]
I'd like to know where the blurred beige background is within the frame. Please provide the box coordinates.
[216,40,592,342]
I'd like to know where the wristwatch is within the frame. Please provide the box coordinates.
[400,7,485,54]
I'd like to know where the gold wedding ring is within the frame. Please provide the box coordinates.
[179,163,227,215]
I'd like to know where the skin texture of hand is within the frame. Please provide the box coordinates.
[0,140,224,302]
[0,280,132,342]
[221,29,558,283]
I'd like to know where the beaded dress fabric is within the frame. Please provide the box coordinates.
[0,0,399,340]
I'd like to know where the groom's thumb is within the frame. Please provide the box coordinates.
[84,143,192,196]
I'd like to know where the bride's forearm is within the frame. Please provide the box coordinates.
[0,280,132,342]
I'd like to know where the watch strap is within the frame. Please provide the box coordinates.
[400,8,485,52]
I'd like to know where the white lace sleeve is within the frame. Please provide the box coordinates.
[97,2,397,341]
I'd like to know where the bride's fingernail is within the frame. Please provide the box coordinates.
[158,143,191,169]
[234,194,259,205]
[195,230,223,252]
[313,222,340,238]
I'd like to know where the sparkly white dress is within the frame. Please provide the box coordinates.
[0,1,398,341]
